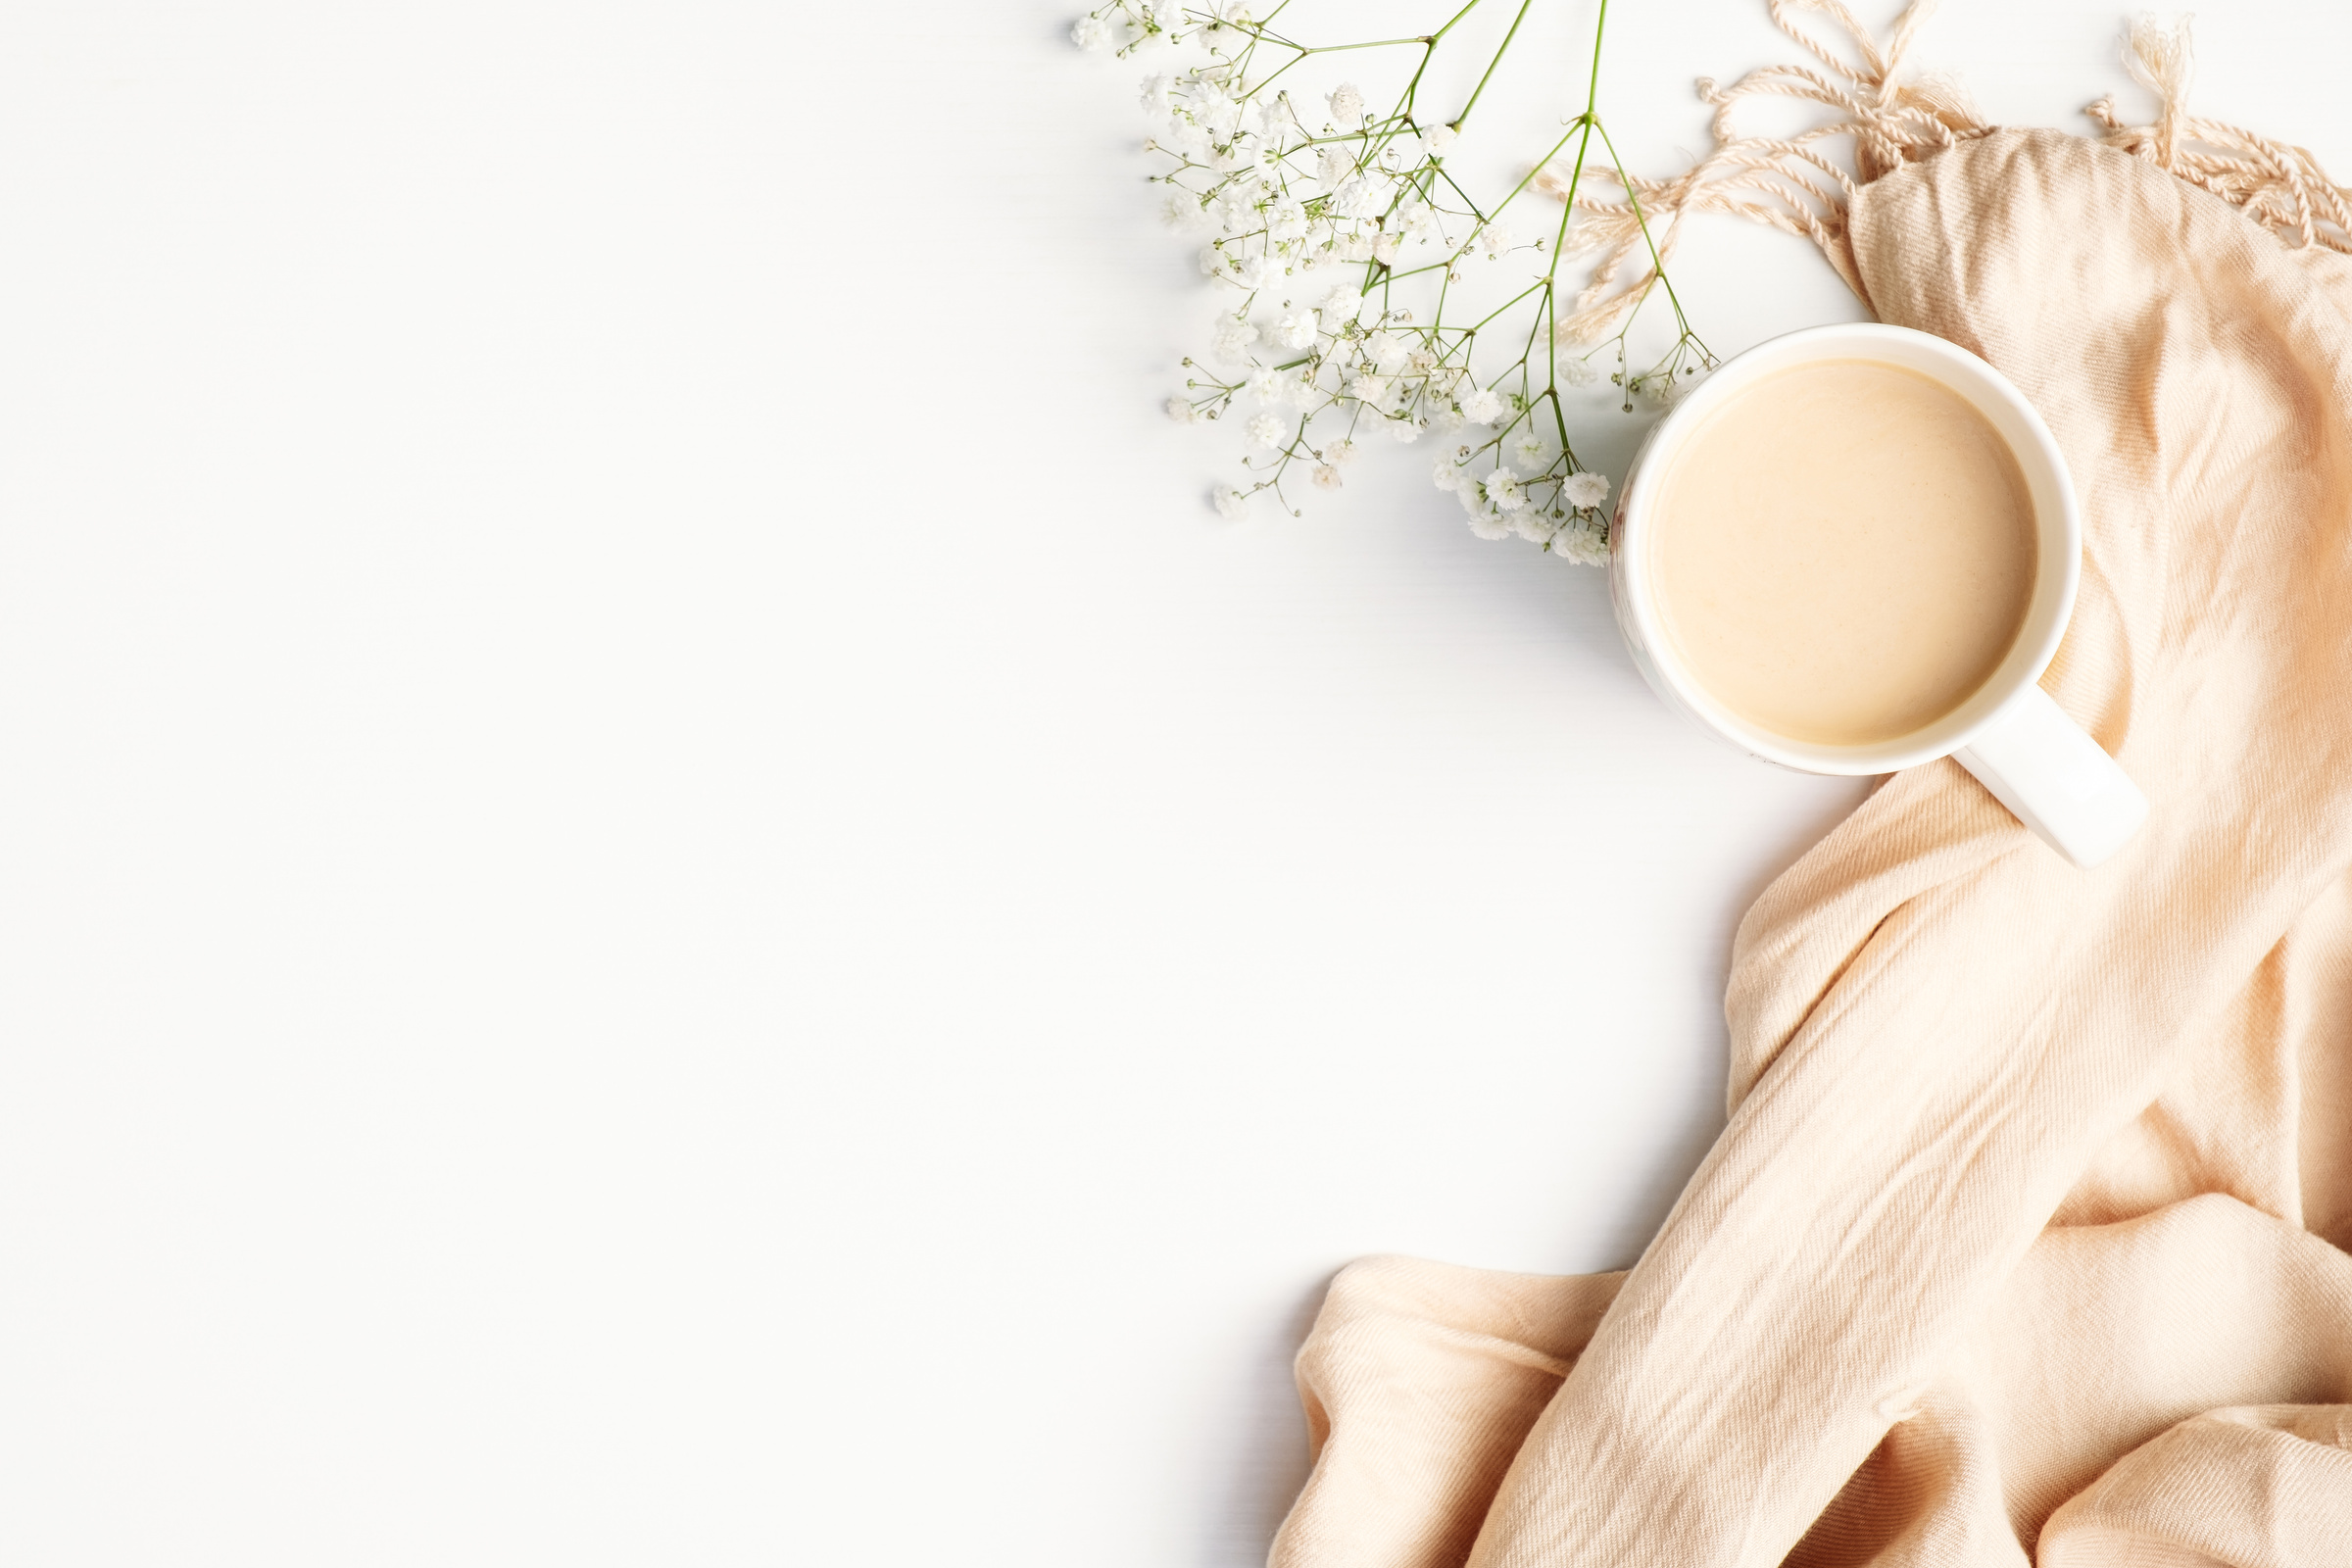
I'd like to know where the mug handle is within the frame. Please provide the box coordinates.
[1951,685,2147,868]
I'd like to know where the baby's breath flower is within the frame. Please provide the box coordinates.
[1319,284,1364,323]
[1552,519,1611,565]
[1234,253,1281,291]
[1273,309,1319,350]
[1080,0,1709,552]
[1209,316,1258,364]
[1348,177,1398,221]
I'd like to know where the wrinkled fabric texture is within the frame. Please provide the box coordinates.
[1267,127,2352,1568]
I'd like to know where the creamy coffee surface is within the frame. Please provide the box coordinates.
[1649,359,2037,747]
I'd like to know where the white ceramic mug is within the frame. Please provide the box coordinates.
[1609,322,2148,869]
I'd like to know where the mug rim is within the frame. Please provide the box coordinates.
[1609,321,2082,776]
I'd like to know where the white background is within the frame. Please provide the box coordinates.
[0,2,2342,1564]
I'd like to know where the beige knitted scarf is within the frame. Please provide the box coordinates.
[1268,6,2352,1566]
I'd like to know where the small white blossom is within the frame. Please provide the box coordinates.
[1512,511,1559,544]
[1245,366,1286,403]
[1071,15,1111,51]
[1339,231,1374,262]
[1366,330,1409,371]
[1140,73,1174,113]
[1209,0,1253,22]
[1551,518,1610,564]
[1511,433,1548,470]
[1312,464,1343,490]
[1466,508,1512,540]
[1477,221,1513,257]
[1166,396,1197,424]
[1320,284,1364,323]
[1348,371,1392,408]
[1235,253,1282,291]
[1396,199,1435,236]
[1274,309,1319,349]
[1209,316,1259,364]
[1427,405,1465,436]
[1639,376,1684,410]
[1191,81,1241,135]
[1425,124,1457,154]
[1461,387,1505,424]
[1484,467,1529,511]
[1198,245,1225,278]
[1246,411,1287,448]
[1213,484,1251,521]
[1431,458,1464,491]
[1328,82,1364,124]
[1266,196,1308,242]
[1385,416,1423,444]
[1160,189,1203,229]
[1323,439,1358,466]
[1316,147,1354,187]
[1559,355,1601,387]
[1371,231,1400,264]
[1563,470,1610,508]
[1332,176,1386,220]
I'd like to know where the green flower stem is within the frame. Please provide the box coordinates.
[1452,0,1536,129]
[1592,116,1707,353]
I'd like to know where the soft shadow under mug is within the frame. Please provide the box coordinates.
[1608,322,2148,869]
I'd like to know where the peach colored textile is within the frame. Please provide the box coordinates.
[1269,128,2352,1568]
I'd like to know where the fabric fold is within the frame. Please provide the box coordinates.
[1269,98,2352,1568]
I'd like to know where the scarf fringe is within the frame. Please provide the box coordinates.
[1541,4,2352,345]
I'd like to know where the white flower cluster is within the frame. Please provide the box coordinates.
[1073,0,1661,564]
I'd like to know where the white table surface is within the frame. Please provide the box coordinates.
[1,2,2345,1563]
